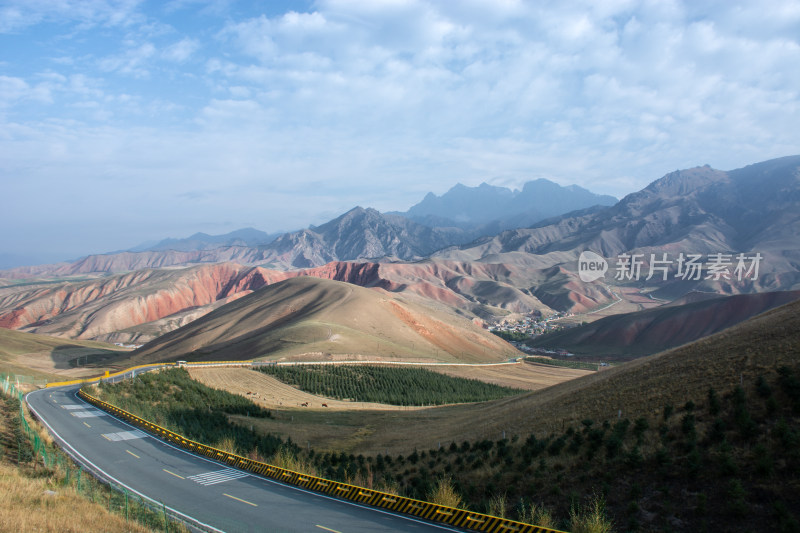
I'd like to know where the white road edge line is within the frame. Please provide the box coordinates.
[26,388,224,533]
[35,385,465,533]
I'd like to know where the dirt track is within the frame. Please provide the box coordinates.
[425,361,592,390]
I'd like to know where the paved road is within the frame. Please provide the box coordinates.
[27,386,464,533]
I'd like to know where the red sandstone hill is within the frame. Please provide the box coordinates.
[0,264,292,341]
[0,260,574,343]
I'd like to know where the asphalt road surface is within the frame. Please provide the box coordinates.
[27,385,465,533]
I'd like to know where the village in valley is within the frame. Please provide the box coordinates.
[488,310,578,356]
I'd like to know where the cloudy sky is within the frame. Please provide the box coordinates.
[2,0,799,266]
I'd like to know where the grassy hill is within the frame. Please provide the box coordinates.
[126,276,519,364]
[402,296,800,442]
[0,328,130,381]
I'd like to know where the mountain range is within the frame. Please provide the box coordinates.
[129,227,282,253]
[0,178,618,276]
[395,179,617,231]
[1,155,799,358]
[434,155,800,294]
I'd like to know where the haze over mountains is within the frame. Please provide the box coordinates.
[1,156,799,362]
[397,179,617,230]
[129,228,282,253]
[0,178,617,275]
[436,156,800,293]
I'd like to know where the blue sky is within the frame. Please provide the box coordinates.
[1,0,799,266]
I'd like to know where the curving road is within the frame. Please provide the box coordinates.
[27,385,464,533]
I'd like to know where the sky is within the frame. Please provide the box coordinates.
[1,0,799,267]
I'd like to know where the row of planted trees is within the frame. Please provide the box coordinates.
[257,364,522,405]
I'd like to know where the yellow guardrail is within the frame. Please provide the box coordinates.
[77,388,564,533]
[45,360,257,388]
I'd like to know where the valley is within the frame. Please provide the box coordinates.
[3,155,800,532]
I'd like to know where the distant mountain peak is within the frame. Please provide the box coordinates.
[401,178,617,231]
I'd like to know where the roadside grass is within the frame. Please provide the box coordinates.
[0,390,184,532]
[0,460,154,533]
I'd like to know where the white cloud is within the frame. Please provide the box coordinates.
[0,0,145,33]
[163,37,200,62]
[98,42,156,77]
[1,0,800,260]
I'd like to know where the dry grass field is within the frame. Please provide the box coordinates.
[426,361,591,390]
[0,462,154,533]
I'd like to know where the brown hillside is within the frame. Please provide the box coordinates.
[0,328,129,380]
[0,263,292,341]
[264,297,800,455]
[0,259,594,345]
[530,289,800,358]
[126,276,519,364]
[402,297,800,444]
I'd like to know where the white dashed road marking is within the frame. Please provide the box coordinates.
[102,430,148,442]
[71,409,109,418]
[188,469,250,486]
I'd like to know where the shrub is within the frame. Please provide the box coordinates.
[756,375,773,398]
[726,479,748,517]
[569,493,614,533]
[708,388,721,415]
[548,436,566,456]
[605,434,622,459]
[708,417,727,444]
[518,500,555,528]
[778,366,800,413]
[633,417,649,443]
[487,493,508,518]
[626,447,643,468]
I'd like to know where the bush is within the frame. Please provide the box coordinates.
[569,493,614,533]
[756,375,773,398]
[518,500,555,528]
[633,417,649,443]
[708,388,721,415]
[487,493,508,518]
[726,479,748,517]
[428,476,463,509]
